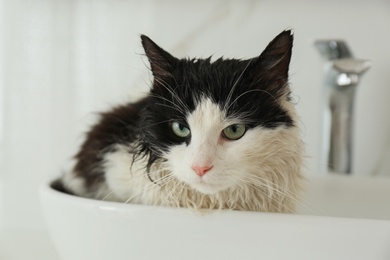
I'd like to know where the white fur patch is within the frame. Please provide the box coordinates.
[102,145,160,204]
[62,172,87,195]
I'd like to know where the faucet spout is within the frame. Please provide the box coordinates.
[315,40,371,175]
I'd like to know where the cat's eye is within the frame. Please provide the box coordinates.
[171,121,191,138]
[222,124,246,140]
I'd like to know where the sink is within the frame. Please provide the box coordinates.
[40,174,390,260]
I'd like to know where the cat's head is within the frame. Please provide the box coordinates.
[139,31,302,197]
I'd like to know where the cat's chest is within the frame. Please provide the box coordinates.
[102,145,161,204]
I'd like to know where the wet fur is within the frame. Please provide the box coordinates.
[60,30,304,213]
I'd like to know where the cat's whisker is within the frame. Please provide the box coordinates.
[224,58,253,112]
[164,177,187,206]
[240,174,297,199]
[241,174,324,214]
[225,174,295,213]
[153,102,184,114]
[143,119,174,129]
[156,174,176,187]
[149,93,186,115]
[118,167,172,205]
[235,177,295,212]
[226,89,279,113]
[153,77,190,113]
[101,190,114,201]
[122,194,135,206]
[149,94,185,116]
[120,179,164,206]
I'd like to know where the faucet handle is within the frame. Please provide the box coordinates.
[314,40,353,60]
[332,58,372,75]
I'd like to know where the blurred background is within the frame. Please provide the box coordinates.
[0,0,389,258]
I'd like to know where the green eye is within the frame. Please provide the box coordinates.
[223,124,246,140]
[171,121,191,138]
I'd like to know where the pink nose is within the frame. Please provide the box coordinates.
[191,165,213,176]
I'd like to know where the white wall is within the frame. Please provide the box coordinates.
[1,0,390,230]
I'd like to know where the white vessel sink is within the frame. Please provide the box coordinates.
[40,174,390,260]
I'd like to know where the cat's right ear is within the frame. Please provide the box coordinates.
[141,35,177,79]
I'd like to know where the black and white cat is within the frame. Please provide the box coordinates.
[59,30,304,213]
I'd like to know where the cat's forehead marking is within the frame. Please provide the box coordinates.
[187,98,225,129]
[186,98,232,147]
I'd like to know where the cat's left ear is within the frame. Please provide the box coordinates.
[141,35,177,79]
[253,30,293,87]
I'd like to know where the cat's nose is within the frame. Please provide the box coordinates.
[191,165,213,176]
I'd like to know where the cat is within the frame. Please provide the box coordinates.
[58,30,304,213]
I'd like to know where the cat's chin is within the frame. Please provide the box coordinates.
[189,181,228,195]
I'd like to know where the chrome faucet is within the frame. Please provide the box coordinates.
[315,40,371,175]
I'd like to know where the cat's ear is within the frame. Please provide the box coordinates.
[253,30,293,86]
[141,35,177,79]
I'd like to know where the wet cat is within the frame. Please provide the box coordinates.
[59,30,304,213]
